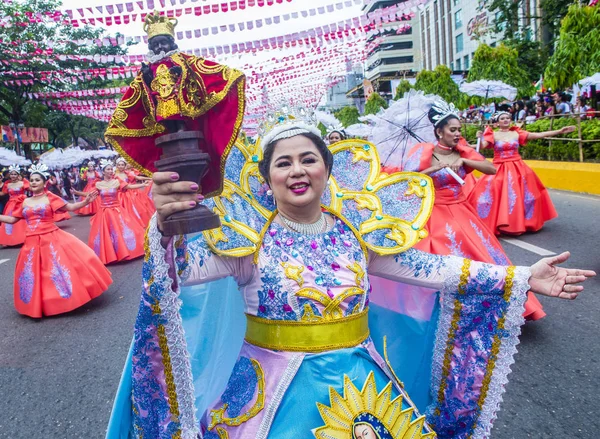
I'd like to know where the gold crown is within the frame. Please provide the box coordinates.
[143,11,178,40]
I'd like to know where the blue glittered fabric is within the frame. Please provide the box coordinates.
[220,356,258,418]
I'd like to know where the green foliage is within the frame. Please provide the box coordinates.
[0,0,130,151]
[467,44,535,98]
[318,122,328,137]
[413,65,464,104]
[394,80,413,100]
[544,3,600,91]
[539,0,574,48]
[334,106,360,127]
[508,40,547,85]
[364,92,388,115]
[485,0,521,41]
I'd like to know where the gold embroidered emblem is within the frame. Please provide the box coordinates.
[280,262,305,287]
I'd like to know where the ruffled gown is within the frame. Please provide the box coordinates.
[467,127,558,235]
[76,171,102,216]
[114,172,145,228]
[398,142,545,321]
[88,179,145,264]
[128,171,155,221]
[0,180,29,247]
[11,193,112,318]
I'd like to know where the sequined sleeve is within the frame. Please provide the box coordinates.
[369,248,532,439]
[156,219,253,288]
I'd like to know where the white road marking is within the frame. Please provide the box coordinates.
[0,259,9,266]
[501,238,556,256]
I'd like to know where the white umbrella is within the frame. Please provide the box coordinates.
[0,147,31,166]
[460,80,517,101]
[360,89,438,168]
[579,73,600,87]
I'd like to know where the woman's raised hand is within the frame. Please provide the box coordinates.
[152,172,204,231]
[560,126,576,135]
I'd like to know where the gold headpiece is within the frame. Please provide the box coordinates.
[143,11,178,40]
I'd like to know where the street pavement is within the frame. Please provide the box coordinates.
[0,189,598,439]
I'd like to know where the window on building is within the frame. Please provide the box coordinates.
[464,54,470,69]
[455,9,462,29]
[453,0,459,5]
[450,61,454,71]
[456,58,462,70]
[455,33,464,53]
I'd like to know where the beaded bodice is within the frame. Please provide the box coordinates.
[493,137,521,162]
[99,187,121,208]
[22,200,57,235]
[6,184,26,198]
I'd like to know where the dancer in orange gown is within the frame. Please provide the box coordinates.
[0,164,112,318]
[392,100,545,320]
[0,165,29,247]
[468,111,575,235]
[84,160,147,264]
[114,157,149,227]
[76,161,102,216]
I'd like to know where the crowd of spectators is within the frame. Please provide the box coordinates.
[461,90,598,124]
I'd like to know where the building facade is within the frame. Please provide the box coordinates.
[360,0,422,99]
[418,0,542,72]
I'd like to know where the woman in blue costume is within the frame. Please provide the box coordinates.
[106,107,594,439]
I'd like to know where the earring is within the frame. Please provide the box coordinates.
[267,189,273,196]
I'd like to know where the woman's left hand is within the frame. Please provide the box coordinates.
[560,126,576,134]
[529,251,595,300]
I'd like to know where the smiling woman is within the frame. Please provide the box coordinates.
[107,106,595,439]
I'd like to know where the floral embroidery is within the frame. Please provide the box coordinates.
[476,179,493,219]
[220,356,259,417]
[4,207,14,235]
[431,167,465,198]
[23,204,47,231]
[120,217,137,251]
[18,248,35,304]
[507,171,517,214]
[50,243,73,299]
[523,177,535,220]
[394,248,446,277]
[93,233,101,256]
[469,220,510,265]
[444,223,467,257]
[494,139,520,160]
[256,265,296,320]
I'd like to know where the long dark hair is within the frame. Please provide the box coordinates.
[428,107,459,139]
[258,132,334,185]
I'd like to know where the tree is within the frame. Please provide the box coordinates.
[544,3,600,91]
[413,65,463,104]
[468,44,535,98]
[363,92,388,115]
[334,106,361,127]
[540,0,573,48]
[394,80,413,100]
[0,0,129,153]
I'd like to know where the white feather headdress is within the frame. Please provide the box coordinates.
[29,163,51,180]
[99,159,114,170]
[8,164,21,173]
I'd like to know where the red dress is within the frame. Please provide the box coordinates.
[404,141,545,320]
[127,171,155,224]
[88,179,145,264]
[114,172,146,228]
[467,127,557,235]
[0,180,29,246]
[11,193,112,318]
[76,171,102,216]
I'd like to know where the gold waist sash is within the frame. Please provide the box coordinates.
[245,309,369,353]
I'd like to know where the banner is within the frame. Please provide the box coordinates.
[2,126,49,143]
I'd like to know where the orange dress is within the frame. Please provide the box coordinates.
[467,127,558,235]
[0,180,29,246]
[115,172,146,228]
[405,141,545,320]
[76,171,102,216]
[11,193,112,318]
[88,179,145,264]
[127,171,155,224]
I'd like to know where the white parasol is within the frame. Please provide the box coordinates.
[0,147,32,166]
[579,73,600,87]
[460,79,518,101]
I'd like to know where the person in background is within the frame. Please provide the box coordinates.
[0,164,111,318]
[327,129,346,145]
[555,93,571,115]
[0,165,29,247]
[513,101,527,122]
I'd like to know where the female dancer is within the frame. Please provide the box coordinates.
[76,161,101,216]
[327,129,346,145]
[0,165,29,247]
[468,111,575,235]
[84,159,146,264]
[114,157,147,227]
[397,100,545,320]
[107,111,594,439]
[0,164,112,318]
